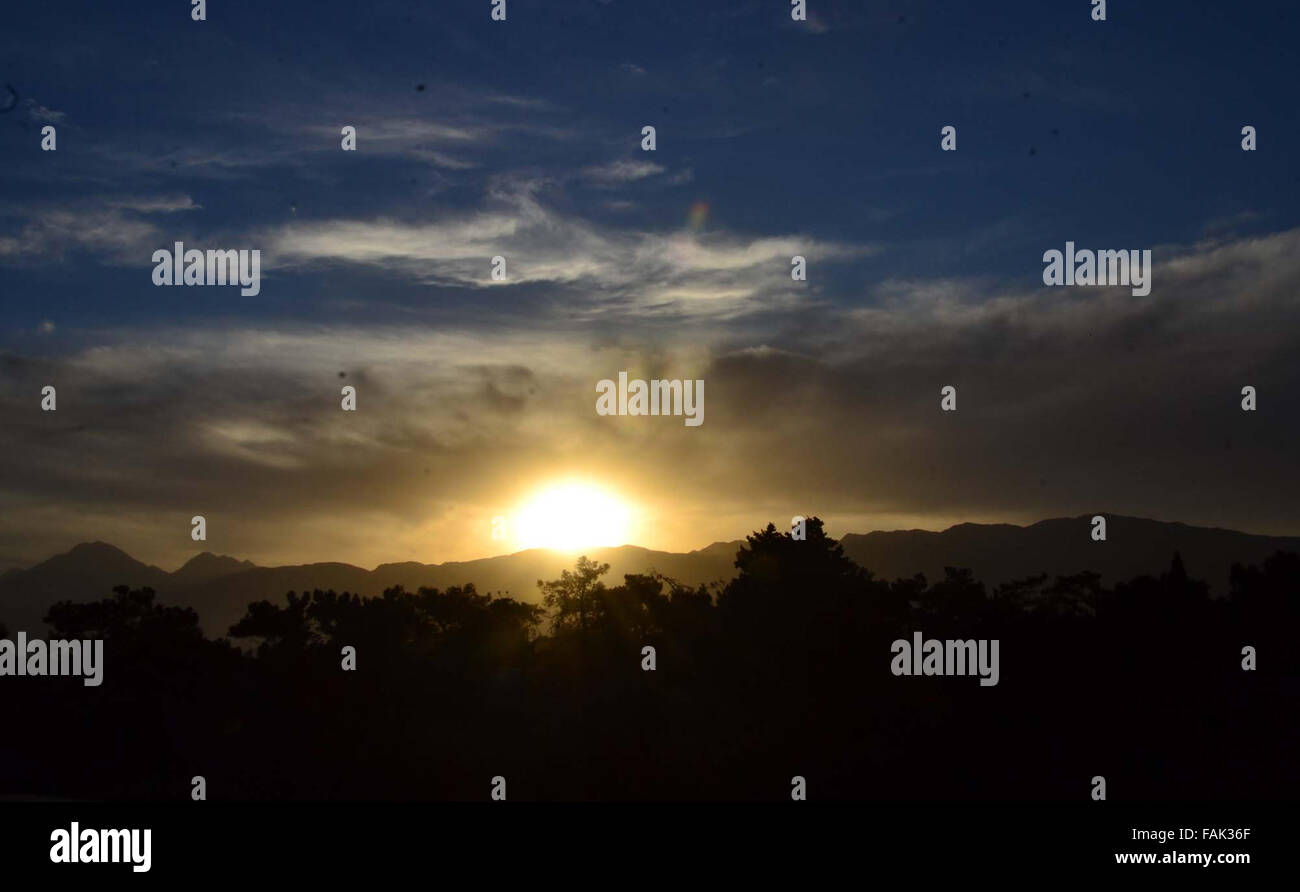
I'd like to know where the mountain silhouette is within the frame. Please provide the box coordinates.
[169,552,258,589]
[2,515,1298,636]
[0,542,170,631]
[839,515,1300,594]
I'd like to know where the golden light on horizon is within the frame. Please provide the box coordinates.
[512,480,635,552]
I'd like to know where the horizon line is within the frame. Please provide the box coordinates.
[14,512,1300,576]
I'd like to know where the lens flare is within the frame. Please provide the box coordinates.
[687,200,710,231]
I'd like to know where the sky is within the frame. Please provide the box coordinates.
[1,0,1298,571]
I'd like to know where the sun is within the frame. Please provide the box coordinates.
[513,481,633,552]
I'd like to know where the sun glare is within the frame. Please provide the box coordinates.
[513,481,633,552]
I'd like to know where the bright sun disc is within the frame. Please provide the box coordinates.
[513,482,632,552]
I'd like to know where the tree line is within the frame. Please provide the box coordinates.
[1,518,1295,801]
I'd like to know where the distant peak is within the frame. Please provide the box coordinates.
[181,551,229,566]
[174,552,256,575]
[68,541,130,555]
[26,541,160,575]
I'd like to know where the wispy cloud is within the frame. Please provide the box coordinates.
[0,194,200,263]
[580,159,666,184]
[265,183,872,318]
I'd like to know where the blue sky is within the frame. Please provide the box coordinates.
[1,0,1298,569]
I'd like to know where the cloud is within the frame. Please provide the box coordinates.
[25,100,67,123]
[0,324,642,568]
[0,194,200,264]
[2,222,1299,570]
[105,195,202,213]
[580,160,666,184]
[265,183,872,318]
[302,118,489,149]
[69,85,572,184]
[691,227,1300,537]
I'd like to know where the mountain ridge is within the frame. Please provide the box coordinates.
[3,514,1299,637]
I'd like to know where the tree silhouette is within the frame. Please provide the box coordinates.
[1,531,1295,802]
[537,555,610,634]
